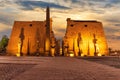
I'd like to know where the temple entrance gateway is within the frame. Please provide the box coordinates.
[62,18,108,56]
[6,7,108,57]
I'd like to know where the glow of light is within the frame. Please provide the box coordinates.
[81,53,84,57]
[114,52,117,54]
[16,53,20,57]
[45,38,50,51]
[51,48,55,57]
[70,53,74,57]
[97,53,102,56]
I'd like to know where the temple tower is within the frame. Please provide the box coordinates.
[6,6,56,56]
[63,18,108,57]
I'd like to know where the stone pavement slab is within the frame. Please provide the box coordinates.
[0,57,120,80]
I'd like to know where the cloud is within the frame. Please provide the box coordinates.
[53,27,66,39]
[0,12,16,25]
[106,19,120,23]
[104,27,119,33]
[0,23,11,31]
[56,28,66,33]
[0,28,11,40]
[114,24,120,27]
[15,1,70,10]
[109,0,120,3]
[0,0,12,7]
[104,27,120,38]
[103,11,120,24]
[106,35,120,40]
[107,39,120,50]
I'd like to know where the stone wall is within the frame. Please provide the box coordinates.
[7,21,46,56]
[63,18,108,56]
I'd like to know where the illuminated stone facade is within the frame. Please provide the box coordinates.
[7,7,108,57]
[63,18,108,57]
[7,7,57,56]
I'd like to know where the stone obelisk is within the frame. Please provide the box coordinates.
[45,6,51,56]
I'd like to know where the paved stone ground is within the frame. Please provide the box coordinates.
[80,56,120,68]
[0,56,120,80]
[0,63,35,80]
